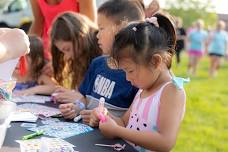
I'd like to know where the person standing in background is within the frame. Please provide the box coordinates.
[187,19,207,76]
[207,20,228,77]
[175,17,186,65]
[29,0,96,60]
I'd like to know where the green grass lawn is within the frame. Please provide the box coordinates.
[172,52,228,152]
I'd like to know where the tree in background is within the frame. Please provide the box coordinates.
[164,0,217,30]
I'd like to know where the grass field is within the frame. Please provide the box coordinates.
[172,53,228,152]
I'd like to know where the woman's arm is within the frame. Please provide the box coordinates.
[79,0,97,22]
[28,0,44,36]
[100,84,186,151]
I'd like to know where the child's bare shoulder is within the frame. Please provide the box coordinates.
[161,83,186,104]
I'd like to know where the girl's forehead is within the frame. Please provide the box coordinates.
[119,58,136,67]
[97,14,109,23]
[55,40,72,44]
[98,13,117,26]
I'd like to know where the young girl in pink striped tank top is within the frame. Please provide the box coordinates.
[91,13,188,152]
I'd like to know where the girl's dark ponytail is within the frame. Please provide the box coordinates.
[112,12,177,69]
[154,13,176,56]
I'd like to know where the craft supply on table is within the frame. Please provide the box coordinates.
[16,138,40,152]
[17,103,61,117]
[95,143,126,151]
[98,97,107,123]
[22,130,44,140]
[28,122,94,139]
[41,118,60,125]
[0,79,16,101]
[73,115,82,122]
[16,137,76,152]
[8,111,38,122]
[20,123,37,128]
[50,93,58,103]
[11,95,51,103]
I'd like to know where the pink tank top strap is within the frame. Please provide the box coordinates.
[142,95,154,120]
[133,90,143,111]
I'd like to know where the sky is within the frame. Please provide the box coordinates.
[211,0,228,14]
[144,0,228,14]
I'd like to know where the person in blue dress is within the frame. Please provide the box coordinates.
[207,20,228,77]
[187,19,208,76]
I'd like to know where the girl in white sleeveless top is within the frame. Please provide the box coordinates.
[90,13,188,152]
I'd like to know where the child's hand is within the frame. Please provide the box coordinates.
[87,106,108,127]
[53,89,82,103]
[80,110,93,125]
[99,116,118,139]
[87,108,100,127]
[59,103,80,119]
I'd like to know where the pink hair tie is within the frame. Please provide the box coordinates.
[146,17,159,27]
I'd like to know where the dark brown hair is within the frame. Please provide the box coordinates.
[28,35,45,80]
[50,12,102,89]
[98,0,145,25]
[112,13,176,69]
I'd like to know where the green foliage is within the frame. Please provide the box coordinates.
[172,53,228,152]
[0,0,7,9]
[164,0,217,29]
